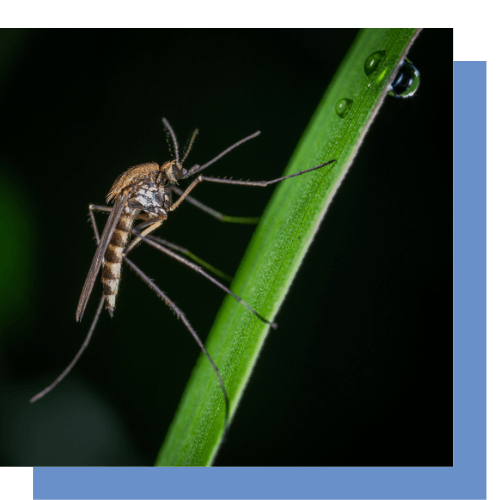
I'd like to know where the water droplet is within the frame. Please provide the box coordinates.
[335,98,353,118]
[389,59,421,98]
[364,50,386,77]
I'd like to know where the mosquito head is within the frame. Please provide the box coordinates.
[159,160,185,185]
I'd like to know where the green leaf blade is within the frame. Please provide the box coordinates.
[156,28,421,467]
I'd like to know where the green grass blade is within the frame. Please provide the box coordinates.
[156,28,422,467]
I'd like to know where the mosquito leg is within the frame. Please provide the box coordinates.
[185,131,261,177]
[171,186,259,224]
[170,175,204,211]
[89,203,112,213]
[89,204,149,221]
[88,206,104,244]
[90,195,228,422]
[125,218,165,256]
[31,210,108,403]
[124,256,229,431]
[30,296,105,403]
[133,232,277,329]
[195,159,336,188]
[140,233,232,282]
[172,159,336,212]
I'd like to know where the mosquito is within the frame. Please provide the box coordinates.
[30,117,335,430]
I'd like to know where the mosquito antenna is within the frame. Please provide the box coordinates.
[185,131,261,178]
[125,256,230,433]
[30,296,105,403]
[162,117,180,165]
[180,129,199,165]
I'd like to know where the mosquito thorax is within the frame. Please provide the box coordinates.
[106,162,161,203]
[128,181,170,217]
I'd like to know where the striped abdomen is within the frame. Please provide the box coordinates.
[102,211,135,316]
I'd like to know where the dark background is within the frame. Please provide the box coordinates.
[0,29,452,466]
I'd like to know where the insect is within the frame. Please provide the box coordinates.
[30,118,335,428]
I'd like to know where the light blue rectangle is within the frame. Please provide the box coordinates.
[33,61,486,500]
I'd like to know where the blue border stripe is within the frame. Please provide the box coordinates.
[453,61,487,498]
[33,61,486,500]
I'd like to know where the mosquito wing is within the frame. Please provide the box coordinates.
[76,193,130,322]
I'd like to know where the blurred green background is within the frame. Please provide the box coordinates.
[0,29,452,466]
